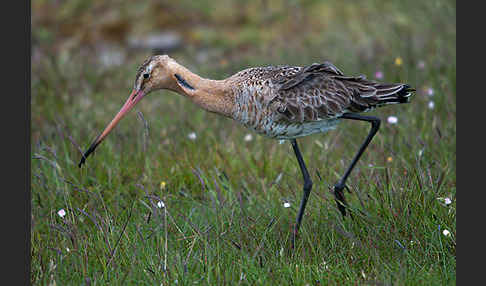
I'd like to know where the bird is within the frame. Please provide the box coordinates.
[79,55,414,244]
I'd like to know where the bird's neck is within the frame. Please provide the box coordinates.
[169,63,233,117]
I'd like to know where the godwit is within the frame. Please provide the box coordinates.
[79,55,414,241]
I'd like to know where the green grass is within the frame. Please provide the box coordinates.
[31,0,455,284]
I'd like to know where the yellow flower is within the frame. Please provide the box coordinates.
[387,156,393,163]
[394,57,403,66]
[160,181,167,190]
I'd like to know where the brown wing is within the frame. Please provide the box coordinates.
[271,62,412,123]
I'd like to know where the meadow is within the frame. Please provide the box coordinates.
[31,0,456,284]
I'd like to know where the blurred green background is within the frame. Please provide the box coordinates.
[32,0,455,99]
[31,0,455,284]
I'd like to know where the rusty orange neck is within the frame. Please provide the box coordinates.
[168,63,233,117]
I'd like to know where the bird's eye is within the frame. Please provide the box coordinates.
[143,73,150,79]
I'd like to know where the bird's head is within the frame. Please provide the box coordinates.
[78,54,181,167]
[133,55,183,95]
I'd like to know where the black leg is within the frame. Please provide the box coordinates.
[334,113,381,217]
[290,139,313,247]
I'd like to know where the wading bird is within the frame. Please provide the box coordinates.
[79,55,413,243]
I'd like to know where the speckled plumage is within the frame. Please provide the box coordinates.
[226,62,413,139]
[79,55,415,237]
[79,57,414,165]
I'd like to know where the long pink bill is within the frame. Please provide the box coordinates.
[78,89,145,167]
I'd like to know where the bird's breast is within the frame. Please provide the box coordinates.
[233,86,275,129]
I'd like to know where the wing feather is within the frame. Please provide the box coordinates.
[271,62,412,123]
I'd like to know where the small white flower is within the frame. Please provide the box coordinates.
[57,209,66,218]
[437,197,452,206]
[410,240,415,246]
[244,133,253,142]
[417,60,425,69]
[187,132,197,140]
[387,116,398,124]
[427,88,434,96]
[66,247,70,252]
[428,101,435,109]
[322,260,329,270]
[157,201,165,208]
[418,149,424,157]
[283,202,291,208]
[374,71,383,79]
[442,229,451,237]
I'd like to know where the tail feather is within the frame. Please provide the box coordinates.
[377,84,414,104]
[349,82,414,112]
